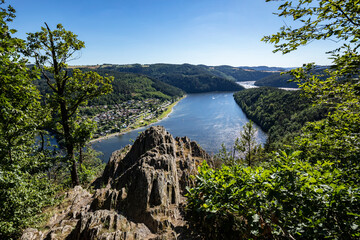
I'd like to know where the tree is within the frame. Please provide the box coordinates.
[26,23,113,186]
[187,2,360,238]
[235,120,261,166]
[263,1,360,234]
[262,0,360,66]
[262,0,360,169]
[0,2,55,238]
[216,143,236,166]
[0,2,42,163]
[262,0,360,88]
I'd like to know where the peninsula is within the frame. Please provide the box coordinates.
[88,96,185,142]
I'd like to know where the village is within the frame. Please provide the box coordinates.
[80,98,176,139]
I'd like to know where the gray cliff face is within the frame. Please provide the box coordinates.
[22,126,210,240]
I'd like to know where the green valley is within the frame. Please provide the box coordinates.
[1,0,360,239]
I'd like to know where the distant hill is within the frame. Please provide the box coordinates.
[239,66,294,72]
[70,63,326,91]
[234,87,328,149]
[254,73,298,88]
[91,69,185,105]
[33,68,185,106]
[204,65,275,82]
[98,63,244,93]
[254,66,330,88]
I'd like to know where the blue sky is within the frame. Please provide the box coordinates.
[10,0,337,67]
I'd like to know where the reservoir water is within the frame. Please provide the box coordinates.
[92,92,267,162]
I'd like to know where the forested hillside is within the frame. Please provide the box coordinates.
[186,1,360,239]
[76,63,302,91]
[99,63,245,93]
[254,72,298,88]
[85,69,184,105]
[34,69,184,106]
[239,66,292,71]
[254,66,329,88]
[207,65,275,82]
[234,87,328,149]
[2,0,360,239]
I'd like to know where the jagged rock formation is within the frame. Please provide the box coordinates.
[22,126,210,240]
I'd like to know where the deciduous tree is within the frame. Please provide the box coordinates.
[262,0,360,170]
[26,24,113,186]
[186,1,360,238]
[0,2,55,238]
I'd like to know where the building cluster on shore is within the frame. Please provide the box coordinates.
[80,98,173,138]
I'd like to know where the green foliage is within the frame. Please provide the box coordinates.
[0,167,56,239]
[263,0,360,71]
[187,153,360,239]
[295,78,360,182]
[234,121,260,166]
[85,69,184,105]
[26,23,113,186]
[205,65,274,82]
[262,0,360,168]
[234,87,328,149]
[0,2,55,238]
[254,72,297,88]
[100,63,244,93]
[78,147,105,186]
[0,4,43,162]
[188,2,360,239]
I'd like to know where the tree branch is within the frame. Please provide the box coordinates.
[333,4,360,27]
[61,70,69,91]
[68,94,87,117]
[42,70,58,93]
[44,22,61,75]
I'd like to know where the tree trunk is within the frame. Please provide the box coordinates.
[60,101,80,187]
[66,141,80,186]
[70,155,80,187]
[248,142,251,166]
[79,146,83,167]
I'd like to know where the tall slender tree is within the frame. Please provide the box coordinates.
[235,120,259,166]
[26,23,113,186]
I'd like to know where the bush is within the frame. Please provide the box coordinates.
[0,168,56,239]
[186,151,360,239]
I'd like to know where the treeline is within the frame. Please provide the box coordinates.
[234,87,328,148]
[99,63,245,93]
[254,72,298,88]
[205,65,275,82]
[80,63,309,92]
[254,66,329,88]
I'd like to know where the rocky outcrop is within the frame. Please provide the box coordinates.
[21,186,93,240]
[22,126,210,240]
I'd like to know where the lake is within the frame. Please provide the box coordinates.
[237,81,299,91]
[92,92,267,162]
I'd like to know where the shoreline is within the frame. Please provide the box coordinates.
[89,95,186,143]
